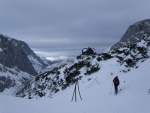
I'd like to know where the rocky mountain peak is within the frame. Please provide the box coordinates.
[0,34,49,75]
[111,19,150,50]
[0,34,52,92]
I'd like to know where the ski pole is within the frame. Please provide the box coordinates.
[119,85,121,91]
[110,83,113,94]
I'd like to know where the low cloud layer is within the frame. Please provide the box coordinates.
[0,0,150,58]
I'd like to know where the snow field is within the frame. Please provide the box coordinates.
[0,58,150,113]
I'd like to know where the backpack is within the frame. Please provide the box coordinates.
[113,76,120,85]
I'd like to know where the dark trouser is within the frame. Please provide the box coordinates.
[114,84,118,94]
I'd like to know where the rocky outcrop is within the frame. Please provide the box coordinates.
[0,34,48,75]
[0,34,51,92]
[111,19,150,50]
[82,47,96,55]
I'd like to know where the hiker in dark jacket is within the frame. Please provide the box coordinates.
[113,76,120,95]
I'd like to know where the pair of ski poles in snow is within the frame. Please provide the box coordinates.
[110,83,121,94]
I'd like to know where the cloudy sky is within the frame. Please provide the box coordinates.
[0,0,150,59]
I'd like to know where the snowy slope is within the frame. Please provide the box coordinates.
[13,38,150,113]
[1,19,150,113]
[0,64,33,94]
[0,57,150,113]
[41,58,74,73]
[16,36,150,99]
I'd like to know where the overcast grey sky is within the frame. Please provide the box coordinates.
[0,0,150,59]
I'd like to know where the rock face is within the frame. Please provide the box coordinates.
[0,34,48,75]
[0,34,50,92]
[111,19,150,50]
[82,47,96,55]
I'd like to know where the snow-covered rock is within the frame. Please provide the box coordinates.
[111,18,150,50]
[0,34,49,93]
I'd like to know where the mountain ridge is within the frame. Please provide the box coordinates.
[111,18,150,50]
[0,34,51,92]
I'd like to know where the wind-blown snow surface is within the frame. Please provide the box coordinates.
[1,58,150,113]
